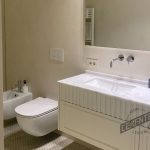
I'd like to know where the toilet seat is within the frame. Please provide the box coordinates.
[15,97,58,118]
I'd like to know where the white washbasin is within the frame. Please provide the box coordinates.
[84,78,136,95]
[85,78,114,91]
[58,71,150,105]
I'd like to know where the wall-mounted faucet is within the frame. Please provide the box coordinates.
[126,55,134,64]
[11,80,23,93]
[17,80,22,93]
[110,54,124,68]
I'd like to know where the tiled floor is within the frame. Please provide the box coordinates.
[4,119,101,150]
[5,131,71,150]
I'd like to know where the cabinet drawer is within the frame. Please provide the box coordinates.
[59,101,132,150]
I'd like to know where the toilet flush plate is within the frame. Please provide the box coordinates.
[50,48,64,62]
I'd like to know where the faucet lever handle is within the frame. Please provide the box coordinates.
[127,55,134,64]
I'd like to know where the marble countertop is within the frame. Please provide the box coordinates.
[58,71,150,106]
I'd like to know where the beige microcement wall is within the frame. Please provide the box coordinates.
[86,0,150,51]
[5,0,84,99]
[2,0,5,91]
[0,0,4,149]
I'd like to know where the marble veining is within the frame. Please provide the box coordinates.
[58,71,150,106]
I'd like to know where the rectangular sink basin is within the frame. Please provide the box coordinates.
[84,78,136,95]
[85,78,114,91]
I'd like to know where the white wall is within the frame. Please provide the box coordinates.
[85,46,150,81]
[5,0,84,99]
[0,0,4,148]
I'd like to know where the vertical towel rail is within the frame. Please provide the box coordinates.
[85,8,94,46]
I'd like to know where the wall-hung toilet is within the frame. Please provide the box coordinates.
[15,97,58,137]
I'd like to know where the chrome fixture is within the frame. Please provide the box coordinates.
[11,80,23,93]
[110,54,124,68]
[126,55,134,64]
[17,80,22,92]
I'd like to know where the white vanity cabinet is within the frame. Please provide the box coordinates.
[58,73,150,150]
[59,101,132,150]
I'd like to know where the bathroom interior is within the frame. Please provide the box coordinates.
[1,0,150,150]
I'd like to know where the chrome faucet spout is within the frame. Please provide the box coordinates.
[110,54,124,68]
[17,80,22,93]
[110,60,114,68]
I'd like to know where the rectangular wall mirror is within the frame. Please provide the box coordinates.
[85,0,150,51]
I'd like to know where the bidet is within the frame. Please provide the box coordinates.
[3,90,32,120]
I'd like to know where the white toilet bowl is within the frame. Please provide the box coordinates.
[15,97,58,137]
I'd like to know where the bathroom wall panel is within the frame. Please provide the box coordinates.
[5,0,84,99]
[85,46,150,81]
